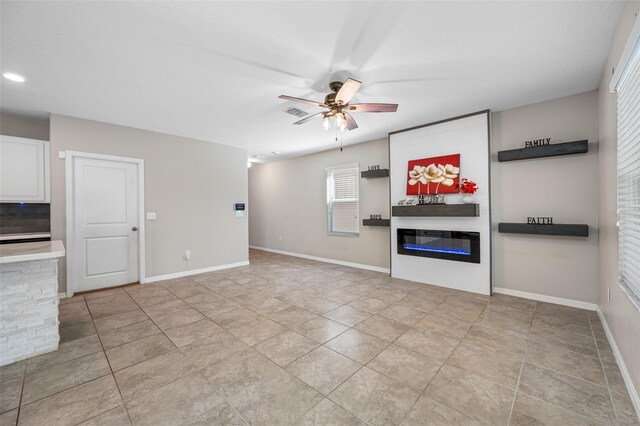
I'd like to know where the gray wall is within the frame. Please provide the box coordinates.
[492,91,599,303]
[50,114,249,292]
[0,112,50,141]
[249,138,390,270]
[597,0,640,400]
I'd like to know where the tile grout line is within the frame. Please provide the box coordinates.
[506,351,527,425]
[17,297,101,411]
[516,304,617,424]
[90,290,137,426]
[589,312,621,425]
[395,294,470,425]
[14,356,27,425]
[398,296,538,425]
[505,299,537,425]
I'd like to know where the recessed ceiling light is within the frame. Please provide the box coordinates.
[3,73,25,82]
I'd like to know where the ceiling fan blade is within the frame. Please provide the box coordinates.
[348,103,398,113]
[293,111,324,125]
[279,95,327,108]
[344,112,358,131]
[335,78,362,104]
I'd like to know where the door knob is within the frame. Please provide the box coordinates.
[132,227,138,231]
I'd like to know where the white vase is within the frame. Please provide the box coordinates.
[462,194,475,204]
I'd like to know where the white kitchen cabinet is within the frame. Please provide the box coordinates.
[0,135,50,203]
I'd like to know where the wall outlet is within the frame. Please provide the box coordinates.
[607,287,610,302]
[184,250,191,261]
[278,236,283,241]
[146,212,156,220]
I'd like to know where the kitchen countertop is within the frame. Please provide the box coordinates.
[0,232,52,241]
[0,240,65,264]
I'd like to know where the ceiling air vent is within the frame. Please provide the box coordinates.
[284,107,309,118]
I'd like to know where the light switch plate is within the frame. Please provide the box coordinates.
[146,212,157,220]
[58,151,66,159]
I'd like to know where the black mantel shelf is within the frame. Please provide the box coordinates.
[498,223,589,237]
[497,140,588,162]
[362,219,390,227]
[392,204,479,217]
[361,169,390,179]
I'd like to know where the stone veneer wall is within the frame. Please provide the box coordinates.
[0,259,59,366]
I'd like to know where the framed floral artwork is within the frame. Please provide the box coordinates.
[406,154,460,195]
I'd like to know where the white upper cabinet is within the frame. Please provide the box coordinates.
[0,135,50,203]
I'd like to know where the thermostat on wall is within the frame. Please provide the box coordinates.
[234,203,245,217]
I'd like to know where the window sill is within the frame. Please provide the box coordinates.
[328,232,359,238]
[618,282,640,312]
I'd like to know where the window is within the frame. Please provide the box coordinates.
[326,163,359,236]
[616,35,640,308]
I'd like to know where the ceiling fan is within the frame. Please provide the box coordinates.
[279,78,398,132]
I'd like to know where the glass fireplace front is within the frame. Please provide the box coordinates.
[397,229,480,264]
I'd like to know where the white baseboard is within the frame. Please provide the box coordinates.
[596,306,640,418]
[493,287,597,311]
[58,292,67,300]
[249,245,390,274]
[143,260,250,283]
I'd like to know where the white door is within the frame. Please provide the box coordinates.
[72,156,139,292]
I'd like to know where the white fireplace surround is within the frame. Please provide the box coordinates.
[389,111,492,295]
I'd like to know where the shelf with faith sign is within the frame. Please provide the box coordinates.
[361,165,390,179]
[497,139,588,162]
[498,218,588,237]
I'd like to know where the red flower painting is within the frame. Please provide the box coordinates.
[406,154,460,195]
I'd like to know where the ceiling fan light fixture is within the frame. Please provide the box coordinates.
[322,115,330,131]
[335,113,344,127]
[279,78,398,133]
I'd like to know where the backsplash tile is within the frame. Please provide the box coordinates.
[0,203,50,234]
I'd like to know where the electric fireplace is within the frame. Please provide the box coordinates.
[397,229,480,264]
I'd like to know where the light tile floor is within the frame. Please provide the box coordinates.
[1,249,638,425]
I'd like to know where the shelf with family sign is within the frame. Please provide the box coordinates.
[497,139,588,162]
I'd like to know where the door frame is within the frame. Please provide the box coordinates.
[65,150,146,297]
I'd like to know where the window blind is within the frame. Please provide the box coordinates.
[617,43,640,306]
[326,163,359,236]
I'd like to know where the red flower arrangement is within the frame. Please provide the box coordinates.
[459,178,478,195]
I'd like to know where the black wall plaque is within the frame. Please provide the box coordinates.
[361,169,390,179]
[363,219,390,227]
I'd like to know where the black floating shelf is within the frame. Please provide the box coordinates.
[497,140,588,162]
[361,169,390,179]
[363,219,390,227]
[392,204,479,217]
[498,223,589,237]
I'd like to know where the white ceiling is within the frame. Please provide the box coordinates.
[1,1,623,162]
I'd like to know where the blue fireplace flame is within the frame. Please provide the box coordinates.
[403,244,471,256]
